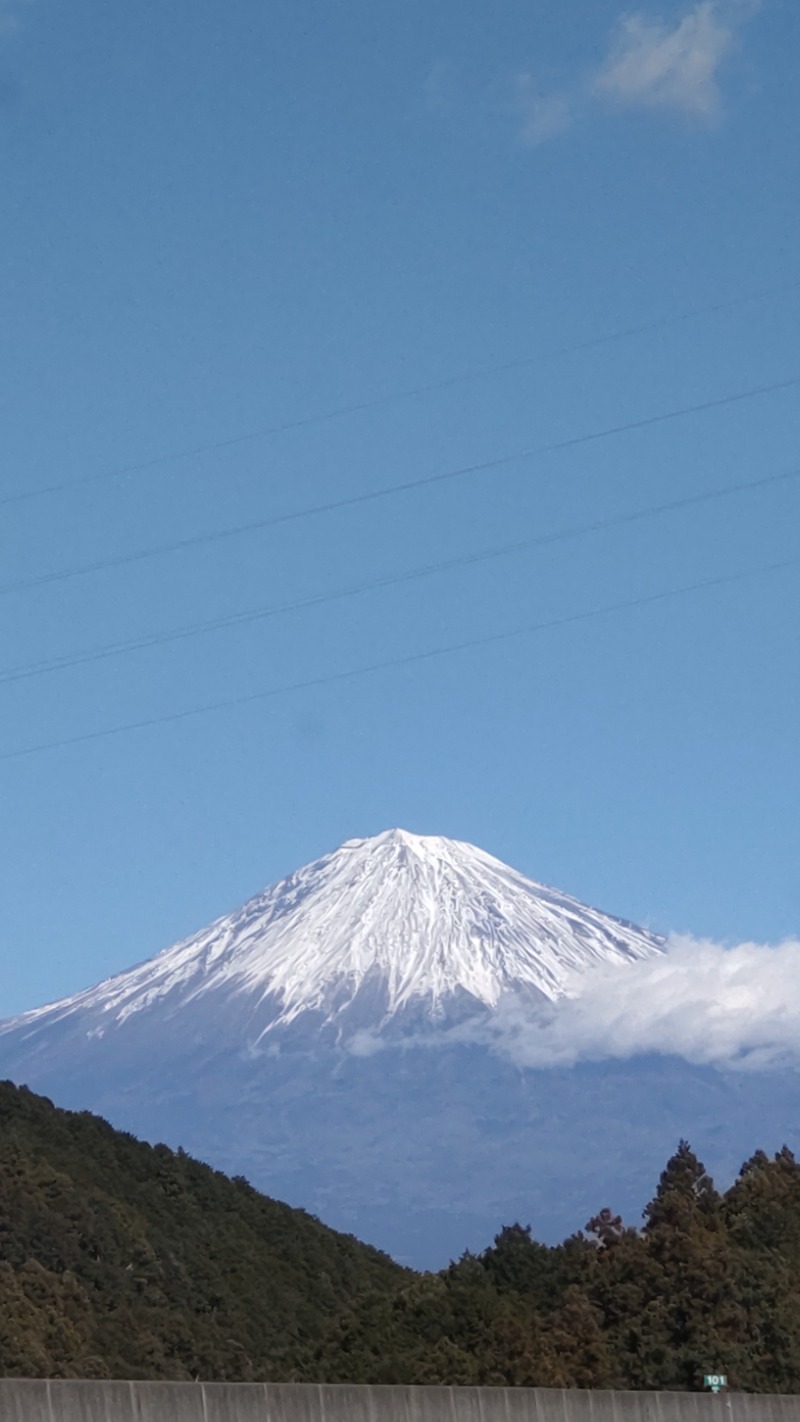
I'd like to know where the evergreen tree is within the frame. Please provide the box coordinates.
[724,1148,800,1392]
[637,1142,746,1389]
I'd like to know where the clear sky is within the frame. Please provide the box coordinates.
[1,0,798,1017]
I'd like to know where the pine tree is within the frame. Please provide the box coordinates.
[637,1142,747,1389]
[724,1148,800,1391]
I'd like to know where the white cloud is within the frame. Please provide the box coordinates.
[515,75,574,146]
[480,936,800,1071]
[594,1,755,118]
[346,936,800,1073]
[508,0,760,145]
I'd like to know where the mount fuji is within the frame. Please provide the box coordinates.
[1,831,797,1265]
[1,830,664,1045]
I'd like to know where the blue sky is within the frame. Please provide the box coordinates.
[1,0,798,1016]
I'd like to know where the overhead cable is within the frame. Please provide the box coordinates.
[2,276,799,509]
[1,464,798,687]
[2,373,798,602]
[2,555,796,763]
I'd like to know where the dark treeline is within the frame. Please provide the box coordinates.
[1,1080,799,1390]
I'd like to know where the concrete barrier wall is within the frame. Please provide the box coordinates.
[0,1383,799,1422]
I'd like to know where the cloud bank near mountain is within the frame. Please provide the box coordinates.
[484,935,800,1071]
[350,935,800,1073]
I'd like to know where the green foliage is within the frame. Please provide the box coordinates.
[2,1081,800,1390]
[0,1081,402,1381]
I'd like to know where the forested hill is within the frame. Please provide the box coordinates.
[319,1142,800,1394]
[2,1080,800,1392]
[0,1080,404,1380]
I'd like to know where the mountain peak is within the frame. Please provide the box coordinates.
[340,828,464,856]
[2,831,665,1046]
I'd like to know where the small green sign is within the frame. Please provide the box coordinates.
[703,1375,727,1393]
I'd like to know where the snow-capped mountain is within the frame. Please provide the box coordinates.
[1,830,796,1268]
[3,830,664,1050]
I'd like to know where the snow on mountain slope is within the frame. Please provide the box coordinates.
[0,830,664,1045]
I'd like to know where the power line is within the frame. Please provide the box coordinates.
[1,464,797,687]
[2,373,798,602]
[1,555,796,764]
[2,276,799,510]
